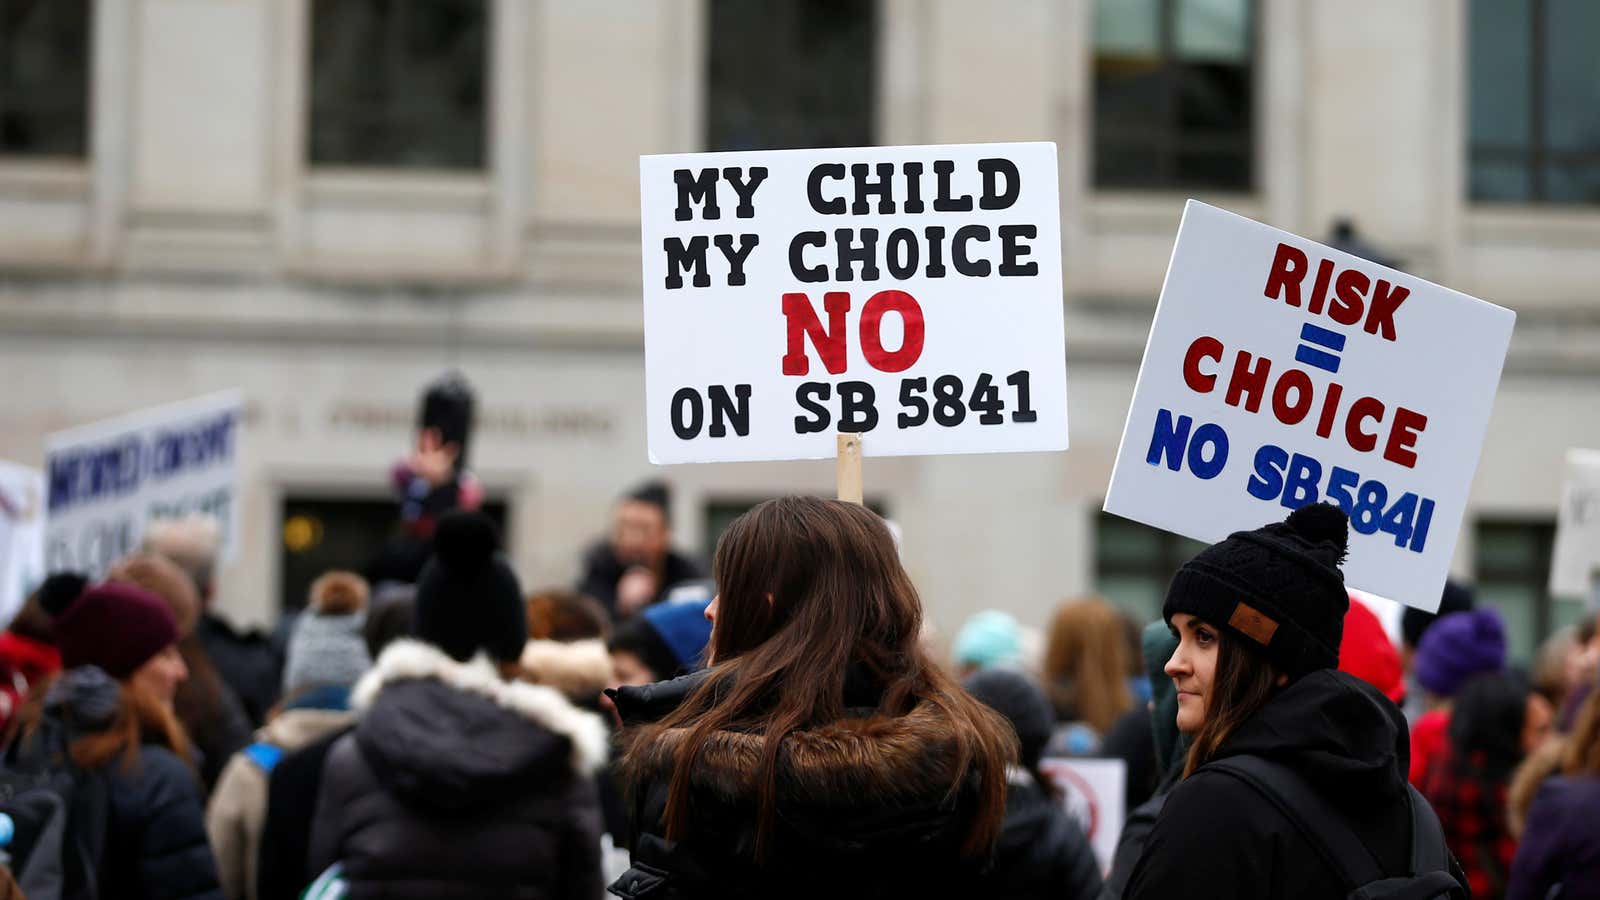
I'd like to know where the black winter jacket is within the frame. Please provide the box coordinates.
[576,542,704,617]
[1124,669,1469,900]
[19,666,223,900]
[308,640,608,899]
[981,772,1102,900]
[608,669,1001,900]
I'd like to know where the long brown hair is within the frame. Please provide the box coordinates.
[1043,597,1135,733]
[1563,685,1600,776]
[1182,630,1281,779]
[620,497,1015,858]
[10,672,193,774]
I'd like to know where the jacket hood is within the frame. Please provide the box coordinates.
[518,638,612,704]
[1211,668,1410,804]
[351,639,606,812]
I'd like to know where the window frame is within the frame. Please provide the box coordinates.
[1091,0,1260,192]
[1473,518,1558,660]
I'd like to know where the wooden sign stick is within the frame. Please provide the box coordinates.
[836,433,863,504]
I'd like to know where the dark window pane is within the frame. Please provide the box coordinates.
[1544,0,1600,154]
[1469,156,1534,202]
[706,0,875,151]
[0,0,90,157]
[1467,0,1532,149]
[1092,0,1254,190]
[1546,157,1600,204]
[309,0,487,169]
[1473,520,1557,664]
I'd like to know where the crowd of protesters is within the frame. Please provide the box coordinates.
[0,380,1596,898]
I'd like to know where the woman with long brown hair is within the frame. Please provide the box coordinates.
[1507,686,1600,899]
[7,581,223,900]
[607,496,1016,899]
[1124,504,1468,900]
[1042,596,1135,754]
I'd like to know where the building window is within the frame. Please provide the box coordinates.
[1093,0,1255,191]
[1468,0,1600,204]
[705,0,876,152]
[1094,512,1207,626]
[1473,520,1583,663]
[0,0,91,158]
[280,495,507,614]
[308,0,487,170]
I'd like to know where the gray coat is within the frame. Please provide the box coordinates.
[308,640,609,899]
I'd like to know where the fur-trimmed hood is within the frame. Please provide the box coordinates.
[518,638,612,705]
[352,639,607,805]
[629,701,969,810]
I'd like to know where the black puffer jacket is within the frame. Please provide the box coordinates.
[22,666,223,900]
[984,772,1102,900]
[308,640,607,899]
[608,669,999,899]
[1125,669,1469,900]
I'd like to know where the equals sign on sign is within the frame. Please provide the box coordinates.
[1295,323,1346,373]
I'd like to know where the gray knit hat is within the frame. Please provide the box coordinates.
[284,572,374,695]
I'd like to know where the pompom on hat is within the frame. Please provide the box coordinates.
[412,511,526,664]
[1163,503,1351,679]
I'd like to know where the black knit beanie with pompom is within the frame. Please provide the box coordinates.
[412,511,527,664]
[1162,503,1351,679]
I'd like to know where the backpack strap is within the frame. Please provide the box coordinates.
[1204,756,1386,891]
[243,742,285,775]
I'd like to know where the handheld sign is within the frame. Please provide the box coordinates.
[1040,757,1126,873]
[1104,202,1514,613]
[1550,448,1600,605]
[0,461,45,627]
[45,391,243,579]
[640,142,1068,464]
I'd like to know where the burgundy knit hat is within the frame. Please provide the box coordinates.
[52,582,180,679]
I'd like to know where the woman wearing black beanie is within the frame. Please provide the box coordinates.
[1124,504,1470,900]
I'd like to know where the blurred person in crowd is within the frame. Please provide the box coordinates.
[1043,597,1135,756]
[0,572,80,731]
[1508,735,1567,840]
[1124,505,1468,900]
[520,588,613,709]
[965,667,1102,900]
[1422,671,1554,899]
[144,515,282,726]
[309,511,605,898]
[10,582,222,899]
[255,583,414,900]
[1400,581,1475,720]
[364,372,483,590]
[607,497,1015,898]
[1099,621,1188,900]
[1508,687,1600,900]
[1339,595,1406,705]
[109,553,254,793]
[1409,608,1508,786]
[952,609,1025,677]
[577,481,704,619]
[1530,624,1587,715]
[1557,613,1600,731]
[606,585,715,689]
[206,572,371,900]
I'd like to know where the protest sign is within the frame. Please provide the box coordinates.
[45,391,242,579]
[0,462,46,627]
[1040,757,1126,873]
[1105,202,1514,612]
[1550,448,1600,605]
[639,142,1067,464]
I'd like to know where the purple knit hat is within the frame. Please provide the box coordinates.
[52,582,180,680]
[1413,608,1506,698]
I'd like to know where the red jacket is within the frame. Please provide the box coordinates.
[1409,707,1449,787]
[0,631,61,730]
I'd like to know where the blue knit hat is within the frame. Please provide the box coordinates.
[640,594,713,670]
[953,611,1024,670]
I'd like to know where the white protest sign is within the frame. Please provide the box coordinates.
[640,142,1067,464]
[1041,757,1126,873]
[0,462,46,627]
[1550,448,1600,604]
[1105,202,1514,613]
[45,391,243,579]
